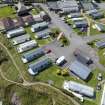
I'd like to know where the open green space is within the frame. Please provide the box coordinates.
[0,6,16,18]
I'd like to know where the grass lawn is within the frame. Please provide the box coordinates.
[98,48,105,66]
[0,6,16,18]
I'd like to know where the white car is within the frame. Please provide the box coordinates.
[56,56,65,65]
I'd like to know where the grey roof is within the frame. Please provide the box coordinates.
[7,27,25,38]
[69,60,91,80]
[95,40,105,48]
[66,81,94,97]
[12,34,30,45]
[36,29,51,39]
[47,2,60,10]
[28,58,52,75]
[22,48,45,62]
[91,12,104,19]
[69,13,81,18]
[57,0,79,12]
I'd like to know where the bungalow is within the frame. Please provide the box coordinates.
[95,40,105,49]
[73,20,88,28]
[28,58,52,75]
[69,60,91,80]
[21,48,45,63]
[31,22,48,32]
[11,34,31,45]
[17,40,37,53]
[95,23,105,32]
[63,81,95,97]
[35,29,51,39]
[6,27,25,38]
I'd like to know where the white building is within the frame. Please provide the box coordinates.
[17,40,37,53]
[63,81,95,97]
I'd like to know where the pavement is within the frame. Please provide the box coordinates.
[33,3,105,71]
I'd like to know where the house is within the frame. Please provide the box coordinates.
[17,40,37,53]
[6,27,25,38]
[95,23,105,32]
[21,48,45,63]
[73,20,88,28]
[69,60,91,80]
[57,0,79,13]
[95,40,105,48]
[22,15,35,26]
[35,29,51,39]
[67,13,81,18]
[17,1,31,16]
[28,58,52,75]
[1,17,15,31]
[73,49,93,65]
[63,81,95,97]
[90,12,104,20]
[11,34,31,45]
[33,14,43,23]
[31,22,48,32]
[101,85,105,105]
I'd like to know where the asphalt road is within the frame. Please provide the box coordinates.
[33,3,105,71]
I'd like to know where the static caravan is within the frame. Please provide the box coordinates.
[71,17,85,22]
[95,23,105,32]
[35,29,51,39]
[12,34,31,45]
[67,13,81,18]
[28,58,52,75]
[31,22,48,32]
[63,81,95,97]
[73,20,88,28]
[6,27,25,38]
[17,40,37,53]
[21,48,45,63]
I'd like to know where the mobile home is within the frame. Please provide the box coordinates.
[17,40,37,53]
